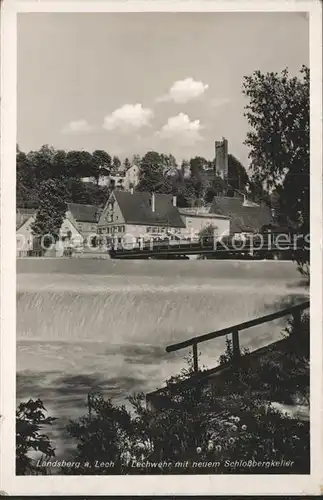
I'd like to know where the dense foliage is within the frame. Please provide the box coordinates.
[30,179,68,245]
[243,65,309,232]
[17,145,115,209]
[17,144,252,212]
[16,399,56,475]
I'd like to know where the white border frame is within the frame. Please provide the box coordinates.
[1,0,322,495]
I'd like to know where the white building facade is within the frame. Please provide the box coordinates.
[179,208,230,240]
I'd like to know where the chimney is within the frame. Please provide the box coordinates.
[172,195,177,207]
[151,192,155,212]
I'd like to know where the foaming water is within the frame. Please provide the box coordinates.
[16,260,307,459]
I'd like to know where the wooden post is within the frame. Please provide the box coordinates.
[192,342,199,373]
[292,308,302,334]
[232,329,241,361]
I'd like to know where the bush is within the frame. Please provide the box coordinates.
[61,392,132,474]
[60,386,309,474]
[17,317,310,475]
[16,399,56,475]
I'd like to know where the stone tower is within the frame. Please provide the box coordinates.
[215,137,228,180]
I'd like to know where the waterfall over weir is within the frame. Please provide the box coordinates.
[16,259,307,458]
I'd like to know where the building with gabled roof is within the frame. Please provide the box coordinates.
[16,208,36,230]
[16,210,83,257]
[211,195,272,234]
[97,190,186,243]
[97,190,234,244]
[66,203,100,241]
[16,202,100,256]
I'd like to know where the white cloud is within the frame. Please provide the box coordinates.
[157,78,209,104]
[103,104,153,132]
[158,113,204,143]
[62,119,93,134]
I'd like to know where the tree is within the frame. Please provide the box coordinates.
[227,154,250,195]
[63,393,132,474]
[65,150,93,179]
[176,180,196,207]
[112,156,121,173]
[189,156,208,199]
[198,224,218,245]
[31,179,68,247]
[16,145,38,208]
[137,151,172,194]
[26,145,56,183]
[242,65,309,232]
[51,149,67,179]
[92,150,112,183]
[123,157,131,171]
[16,399,56,475]
[132,154,141,166]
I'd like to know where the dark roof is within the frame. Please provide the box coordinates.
[67,203,99,223]
[113,191,186,228]
[17,207,36,215]
[211,196,272,233]
[17,207,36,220]
[16,208,35,229]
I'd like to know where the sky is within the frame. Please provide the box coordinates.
[17,12,309,169]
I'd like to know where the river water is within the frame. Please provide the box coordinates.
[16,258,307,458]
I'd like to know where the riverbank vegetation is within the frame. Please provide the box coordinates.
[16,312,309,475]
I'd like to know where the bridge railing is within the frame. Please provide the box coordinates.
[166,301,310,373]
[110,233,309,257]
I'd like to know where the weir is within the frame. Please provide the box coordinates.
[17,260,307,458]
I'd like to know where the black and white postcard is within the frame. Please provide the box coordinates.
[0,0,322,496]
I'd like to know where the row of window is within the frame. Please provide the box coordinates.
[98,225,179,235]
[146,226,168,233]
[76,223,97,231]
[98,226,125,234]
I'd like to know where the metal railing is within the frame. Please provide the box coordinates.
[110,234,309,258]
[166,301,309,373]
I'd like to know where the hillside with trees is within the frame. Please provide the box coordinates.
[16,146,252,211]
